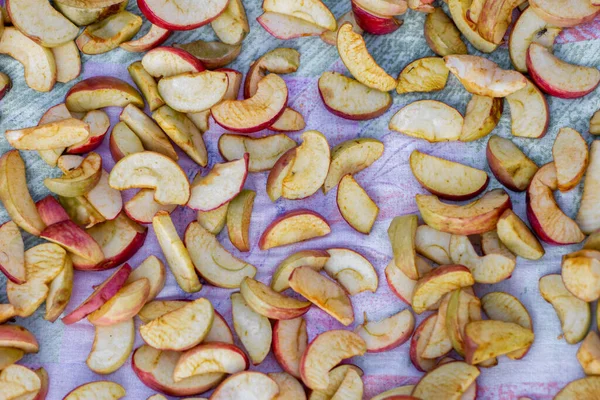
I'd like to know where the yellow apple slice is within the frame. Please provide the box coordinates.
[337,174,379,234]
[141,47,205,79]
[591,110,600,135]
[464,320,534,364]
[128,61,165,111]
[244,48,299,98]
[109,122,144,162]
[289,266,354,325]
[87,278,149,326]
[231,292,272,365]
[371,385,415,400]
[211,0,249,44]
[270,250,330,292]
[388,214,419,280]
[415,225,452,265]
[0,347,24,370]
[0,304,16,324]
[87,319,134,374]
[486,135,539,191]
[309,365,364,400]
[577,332,600,375]
[269,372,306,400]
[412,265,474,314]
[7,273,49,318]
[481,230,516,261]
[259,210,331,250]
[219,134,297,172]
[226,190,255,252]
[210,371,279,400]
[497,209,544,260]
[396,57,449,94]
[45,255,74,322]
[272,317,307,379]
[0,221,25,284]
[355,309,414,352]
[553,127,588,192]
[411,361,479,399]
[197,202,229,235]
[448,0,497,53]
[424,8,467,56]
[64,381,125,399]
[475,0,522,44]
[562,250,600,302]
[158,70,229,113]
[240,277,311,319]
[327,368,363,400]
[577,141,600,234]
[76,11,142,54]
[460,95,502,142]
[6,118,90,150]
[385,257,433,305]
[0,364,42,400]
[188,156,248,211]
[324,248,378,295]
[505,78,549,138]
[389,100,463,142]
[450,234,515,283]
[138,300,188,323]
[126,256,166,301]
[324,138,384,193]
[174,343,249,382]
[44,152,102,197]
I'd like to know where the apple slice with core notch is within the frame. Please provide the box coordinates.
[389,100,463,142]
[450,234,515,283]
[124,189,177,224]
[319,72,392,120]
[412,265,475,314]
[464,320,534,364]
[259,210,331,250]
[309,364,364,400]
[231,292,272,365]
[76,11,142,55]
[355,309,414,352]
[271,250,330,292]
[211,0,249,45]
[0,325,39,353]
[258,12,328,39]
[529,0,600,27]
[86,319,134,374]
[240,277,311,319]
[45,255,74,322]
[41,220,104,264]
[0,221,25,284]
[396,57,449,94]
[324,248,378,295]
[120,103,178,160]
[415,225,452,265]
[140,298,214,351]
[412,361,480,398]
[486,135,539,191]
[552,127,588,192]
[417,189,512,235]
[142,46,205,79]
[120,24,171,52]
[218,133,296,172]
[67,110,111,154]
[497,209,544,260]
[385,257,433,305]
[138,0,228,30]
[577,141,600,234]
[65,76,143,112]
[527,43,600,99]
[6,119,90,151]
[263,0,336,30]
[388,214,419,280]
[64,381,125,399]
[52,41,81,84]
[577,331,600,375]
[352,1,403,35]
[460,95,502,142]
[226,190,255,252]
[289,266,354,325]
[109,122,144,162]
[337,23,396,91]
[0,27,56,92]
[44,152,102,198]
[210,371,279,400]
[197,203,229,235]
[321,11,363,45]
[87,278,150,326]
[561,250,600,302]
[337,174,379,234]
[128,61,165,111]
[174,343,249,382]
[174,40,241,69]
[539,274,590,344]
[272,317,308,378]
[0,364,42,400]
[109,152,190,205]
[424,7,467,57]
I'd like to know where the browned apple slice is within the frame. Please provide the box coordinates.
[450,234,515,283]
[45,255,73,322]
[289,266,354,325]
[324,138,384,193]
[321,11,363,45]
[52,41,81,84]
[209,0,248,44]
[337,174,379,234]
[273,317,308,378]
[0,72,11,100]
[174,40,240,69]
[76,11,142,54]
[590,110,600,135]
[412,265,474,314]
[387,214,419,280]
[497,209,544,260]
[64,381,125,399]
[197,203,229,235]
[396,57,449,94]
[415,225,452,264]
[142,46,205,78]
[218,133,296,172]
[210,371,279,400]
[240,277,311,319]
[529,0,600,27]
[577,141,600,234]
[460,95,502,142]
[157,70,228,113]
[128,61,165,112]
[475,0,522,44]
[65,76,143,112]
[562,250,600,302]
[505,78,549,138]
[355,309,414,352]
[124,189,177,224]
[337,23,396,91]
[120,24,171,52]
[417,189,512,235]
[54,0,126,26]
[87,319,134,374]
[109,122,144,162]
[0,347,24,371]
[6,119,90,150]
[486,135,539,191]
[263,0,336,30]
[577,331,600,375]
[174,343,248,382]
[318,71,392,120]
[309,365,364,400]
[300,330,366,390]
[0,325,39,353]
[389,100,463,142]
[0,221,25,284]
[258,12,328,39]
[270,250,329,292]
[424,7,467,56]
[87,278,150,326]
[0,364,42,399]
[259,210,331,250]
[44,152,102,198]
[412,361,480,398]
[231,292,271,365]
[120,103,177,160]
[385,257,433,305]
[464,320,534,364]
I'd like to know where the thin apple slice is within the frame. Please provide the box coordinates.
[577,141,600,234]
[448,0,497,53]
[87,319,134,374]
[0,27,56,92]
[412,361,480,398]
[421,294,452,359]
[354,0,406,16]
[231,292,272,365]
[415,225,452,264]
[267,149,295,201]
[352,1,403,35]
[505,78,549,138]
[309,365,364,400]
[6,119,90,151]
[41,220,104,265]
[64,381,125,399]
[269,372,306,400]
[120,103,178,160]
[240,277,311,319]
[527,163,585,244]
[326,368,363,400]
[0,325,39,353]
[387,215,419,280]
[577,331,600,375]
[337,174,379,234]
[321,11,363,45]
[481,230,516,261]
[52,41,81,84]
[138,300,187,323]
[263,0,335,30]
[226,190,255,252]
[372,385,415,400]
[0,347,24,371]
[289,266,354,325]
[385,257,433,305]
[37,195,70,226]
[464,320,534,364]
[258,12,328,39]
[355,309,414,352]
[185,222,257,288]
[259,210,331,250]
[0,364,42,400]
[174,343,248,382]
[412,266,474,314]
[324,138,384,193]
[0,221,25,284]
[174,40,241,69]
[76,11,141,54]
[324,248,378,295]
[218,133,296,172]
[87,278,150,326]
[562,250,600,302]
[124,189,177,224]
[44,152,102,197]
[0,72,10,100]
[271,250,329,292]
[337,23,396,91]
[120,24,171,52]
[529,0,600,27]
[539,274,590,344]
[497,209,544,260]
[127,61,165,111]
[475,0,522,44]
[396,57,449,94]
[270,107,305,132]
[273,317,308,378]
[45,255,74,322]
[54,0,127,26]
[460,95,502,142]
[197,203,229,235]
[211,0,249,44]
[110,122,144,162]
[450,234,515,283]
[486,135,538,191]
[553,127,588,192]
[138,0,228,30]
[62,264,131,324]
[318,71,392,120]
[590,110,600,135]
[210,371,279,400]
[142,47,204,79]
[65,76,143,112]
[424,8,467,56]
[389,100,463,142]
[67,110,111,154]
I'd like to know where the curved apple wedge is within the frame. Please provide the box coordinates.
[6,119,90,151]
[389,100,463,142]
[529,0,600,27]
[577,141,600,234]
[138,300,187,323]
[120,104,177,160]
[337,175,379,234]
[412,361,480,399]
[0,27,56,92]
[464,320,534,365]
[273,317,308,378]
[562,250,600,302]
[260,210,331,250]
[87,319,134,374]
[321,11,363,45]
[263,0,335,30]
[325,138,384,193]
[210,371,279,400]
[212,74,288,133]
[460,95,502,142]
[553,127,588,192]
[450,234,515,283]
[324,248,378,295]
[388,215,420,280]
[415,225,452,265]
[125,189,177,224]
[386,258,433,305]
[65,76,144,112]
[0,325,39,353]
[337,23,396,91]
[219,133,296,173]
[240,277,311,320]
[140,298,214,351]
[110,122,144,162]
[424,8,467,57]
[271,250,329,292]
[289,266,354,325]
[174,343,248,382]
[577,334,600,377]
[127,62,164,112]
[231,292,271,366]
[505,78,549,138]
[174,40,241,69]
[372,386,415,400]
[138,0,228,30]
[497,209,544,260]
[44,152,102,198]
[355,309,414,352]
[300,330,366,391]
[87,278,150,326]
[142,47,204,79]
[412,265,474,314]
[244,47,299,98]
[45,255,73,322]
[270,107,305,132]
[319,71,392,120]
[64,381,125,400]
[268,372,305,400]
[258,12,328,39]
[486,135,539,191]
[0,221,25,284]
[396,57,449,94]
[120,24,171,52]
[539,274,590,344]
[590,110,600,135]
[0,365,41,400]
[158,71,228,114]
[555,377,600,400]
[67,110,110,154]
[76,11,142,55]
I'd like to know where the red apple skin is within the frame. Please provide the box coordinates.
[266,147,297,195]
[217,68,242,100]
[61,264,131,325]
[211,93,288,134]
[146,46,206,73]
[121,27,172,52]
[137,0,226,31]
[65,76,143,109]
[66,131,108,154]
[526,49,600,99]
[41,220,103,262]
[319,90,391,120]
[409,313,437,372]
[415,174,490,202]
[33,368,49,400]
[0,325,39,353]
[36,196,70,226]
[0,81,11,100]
[385,267,411,305]
[258,209,330,250]
[272,319,307,378]
[486,144,524,192]
[525,192,564,245]
[351,1,403,35]
[109,130,128,162]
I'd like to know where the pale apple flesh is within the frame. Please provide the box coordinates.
[230,292,272,365]
[460,95,502,142]
[337,174,379,234]
[450,234,515,283]
[415,225,452,265]
[120,24,171,52]
[576,141,600,234]
[243,47,299,99]
[324,247,378,295]
[464,320,534,364]
[259,209,331,250]
[497,209,544,260]
[218,133,296,172]
[385,257,432,306]
[424,7,467,57]
[0,221,25,284]
[412,265,475,314]
[86,278,150,326]
[355,309,415,352]
[270,250,330,292]
[109,122,144,162]
[505,78,549,138]
[64,381,125,399]
[210,371,280,400]
[396,57,449,94]
[174,40,242,69]
[86,319,134,374]
[486,135,539,191]
[65,76,144,112]
[529,0,600,27]
[240,277,311,320]
[389,100,463,142]
[119,103,177,160]
[258,12,328,39]
[321,11,363,45]
[173,343,249,381]
[76,11,142,55]
[412,361,480,398]
[577,332,600,375]
[272,317,308,378]
[561,250,600,302]
[128,61,165,111]
[138,0,228,31]
[142,46,205,79]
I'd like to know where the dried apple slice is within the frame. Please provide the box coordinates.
[142,46,205,79]
[174,40,241,69]
[553,127,588,192]
[309,365,364,400]
[45,255,74,322]
[0,325,39,353]
[0,221,25,284]
[396,57,449,94]
[120,24,171,52]
[259,210,330,250]
[197,203,229,235]
[355,309,414,352]
[87,319,134,374]
[460,95,502,142]
[372,385,415,400]
[66,110,111,154]
[269,372,305,400]
[273,317,308,378]
[577,331,600,375]
[263,0,335,30]
[507,78,550,139]
[120,103,178,160]
[321,11,363,45]
[475,0,522,44]
[577,141,600,234]
[412,361,479,398]
[337,23,396,91]
[412,265,474,314]
[87,278,150,326]
[352,1,403,35]
[64,381,125,399]
[337,174,379,234]
[6,119,90,151]
[497,209,544,260]
[155,70,228,113]
[387,215,419,280]
[76,11,142,54]
[0,27,56,92]
[174,343,248,382]
[555,377,600,400]
[211,0,249,44]
[421,294,452,359]
[448,0,497,53]
[326,368,363,399]
[319,71,392,120]
[210,372,279,400]
[218,133,296,172]
[271,250,329,292]
[486,135,538,191]
[450,234,515,283]
[529,0,600,27]
[424,7,467,56]
[324,138,384,193]
[258,12,328,39]
[54,0,127,26]
[415,225,452,265]
[65,76,144,112]
[464,320,534,364]
[0,72,11,100]
[41,220,104,264]
[481,230,516,261]
[52,41,81,84]
[389,100,463,142]
[124,189,177,224]
[354,0,407,16]
[127,62,164,112]
[0,347,24,371]
[590,110,600,135]
[109,122,144,162]
[270,107,305,132]
[324,248,378,295]
[562,250,600,302]
[240,277,311,319]
[385,257,433,305]
[124,256,165,302]
[44,153,102,198]
[231,292,271,365]
[0,364,42,400]
[36,196,70,226]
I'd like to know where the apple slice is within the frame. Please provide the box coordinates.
[36,103,72,166]
[273,317,308,378]
[33,368,49,400]
[138,0,228,30]
[415,225,452,265]
[0,221,25,284]
[412,361,480,398]
[421,293,452,359]
[289,266,354,325]
[389,100,463,142]
[324,138,384,193]
[6,119,90,151]
[481,291,532,359]
[64,381,125,399]
[0,364,42,400]
[212,74,288,133]
[450,234,515,283]
[321,11,363,45]
[555,377,600,400]
[142,46,204,79]
[218,133,296,173]
[590,110,600,135]
[138,300,187,323]
[505,78,549,138]
[226,190,255,252]
[0,325,39,353]
[210,372,279,400]
[62,264,131,324]
[270,107,305,132]
[240,277,311,319]
[87,319,134,374]
[475,0,522,44]
[110,122,144,162]
[87,278,150,325]
[44,152,102,197]
[355,309,414,352]
[0,304,16,324]
[52,41,81,84]
[387,215,419,280]
[120,103,178,160]
[424,8,467,56]
[324,248,378,295]
[0,27,56,92]
[337,23,396,91]
[263,0,335,30]
[158,71,229,114]
[127,62,165,111]
[372,385,415,400]
[174,343,248,382]
[67,110,110,154]
[211,0,249,44]
[110,152,190,205]
[413,266,475,314]
[153,105,208,166]
[0,71,10,101]
[577,141,600,234]
[174,40,241,69]
[497,209,544,260]
[577,331,600,375]
[486,135,539,191]
[309,365,364,400]
[481,230,516,261]
[318,71,392,120]
[460,95,502,142]
[529,0,600,27]
[120,24,171,52]
[197,203,229,235]
[188,156,248,211]
[267,149,295,201]
[185,109,209,132]
[464,320,534,364]
[337,174,379,234]
[396,57,449,94]
[385,257,433,305]
[125,189,177,224]
[539,274,590,344]
[325,367,363,399]
[76,11,142,54]
[353,0,407,16]
[448,0,497,53]
[527,43,600,98]
[527,163,585,244]
[41,220,104,265]
[268,372,305,400]
[300,330,366,390]
[508,7,561,72]
[37,192,72,224]
[407,0,434,13]
[54,0,127,26]
[65,76,143,112]
[231,292,272,365]
[45,255,74,322]
[562,250,600,302]
[0,347,24,371]
[352,1,403,35]
[259,210,331,250]
[185,222,257,288]
[271,250,329,292]
[258,12,328,39]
